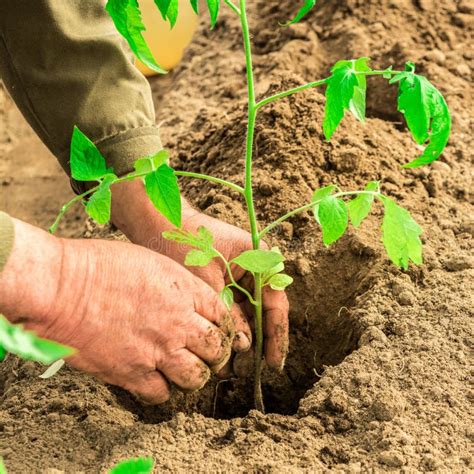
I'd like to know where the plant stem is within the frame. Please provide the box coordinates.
[174,171,244,195]
[258,190,380,239]
[224,0,240,15]
[253,273,264,412]
[49,170,243,233]
[255,79,328,110]
[254,70,403,110]
[238,0,265,412]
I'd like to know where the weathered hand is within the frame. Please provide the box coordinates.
[112,180,289,371]
[1,219,233,404]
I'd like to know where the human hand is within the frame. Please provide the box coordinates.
[0,219,234,404]
[111,180,289,371]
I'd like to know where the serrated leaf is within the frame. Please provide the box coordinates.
[154,0,172,20]
[39,359,65,379]
[311,185,337,224]
[185,249,215,267]
[85,175,117,225]
[318,196,349,245]
[380,197,422,270]
[283,0,317,26]
[206,0,220,29]
[0,315,75,365]
[220,287,234,311]
[391,67,451,167]
[155,0,178,28]
[348,181,379,228]
[106,0,167,74]
[162,226,214,252]
[70,127,112,182]
[145,164,182,227]
[134,150,169,175]
[323,58,371,140]
[232,250,284,274]
[268,273,294,291]
[109,457,154,474]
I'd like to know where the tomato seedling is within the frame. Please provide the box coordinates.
[52,0,451,412]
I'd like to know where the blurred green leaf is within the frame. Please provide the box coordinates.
[109,457,154,474]
[283,0,317,26]
[220,287,234,310]
[0,315,75,365]
[268,273,293,291]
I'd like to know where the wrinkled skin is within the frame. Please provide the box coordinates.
[0,219,234,404]
[112,180,290,373]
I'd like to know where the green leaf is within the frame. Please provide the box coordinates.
[185,249,215,267]
[134,150,169,175]
[189,0,199,14]
[311,185,337,224]
[162,226,214,252]
[348,181,379,228]
[206,0,220,29]
[323,57,372,140]
[109,457,154,474]
[105,0,167,74]
[0,315,75,365]
[262,246,285,281]
[85,175,117,225]
[380,197,423,270]
[284,0,317,26]
[145,164,182,227]
[317,196,349,245]
[220,287,234,311]
[155,0,179,28]
[70,127,112,182]
[268,273,294,291]
[0,458,6,474]
[232,250,284,274]
[390,66,451,167]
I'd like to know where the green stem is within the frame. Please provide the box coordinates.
[224,0,240,15]
[49,170,243,234]
[239,0,265,412]
[258,190,380,239]
[174,171,244,195]
[253,273,264,412]
[255,70,403,110]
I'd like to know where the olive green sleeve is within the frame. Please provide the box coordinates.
[0,212,14,274]
[0,0,162,193]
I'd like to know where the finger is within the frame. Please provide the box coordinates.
[262,286,289,370]
[157,348,211,392]
[193,282,234,337]
[230,303,252,352]
[233,349,254,378]
[127,370,171,405]
[186,312,232,366]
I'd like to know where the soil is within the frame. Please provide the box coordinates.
[1,0,473,472]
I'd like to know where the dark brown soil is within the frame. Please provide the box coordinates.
[1,0,473,472]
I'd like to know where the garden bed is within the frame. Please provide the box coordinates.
[0,0,472,471]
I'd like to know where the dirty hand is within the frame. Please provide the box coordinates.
[112,180,290,371]
[0,219,234,404]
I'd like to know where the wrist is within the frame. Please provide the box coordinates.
[0,218,64,328]
[110,179,200,249]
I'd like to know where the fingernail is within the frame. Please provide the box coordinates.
[233,331,251,352]
[278,355,287,373]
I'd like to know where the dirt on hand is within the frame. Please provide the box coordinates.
[0,0,472,472]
